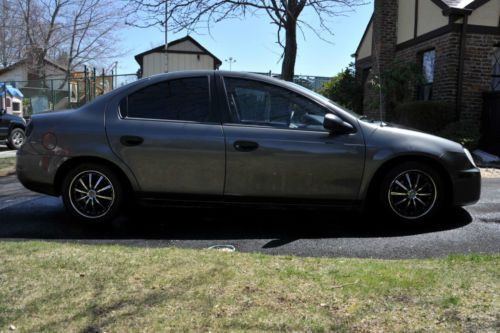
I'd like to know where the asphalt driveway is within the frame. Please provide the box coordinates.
[0,174,499,259]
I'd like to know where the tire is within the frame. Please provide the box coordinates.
[378,161,445,224]
[7,128,25,150]
[61,163,125,224]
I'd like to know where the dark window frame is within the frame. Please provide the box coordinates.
[417,48,436,101]
[12,102,21,112]
[492,46,500,91]
[119,76,215,123]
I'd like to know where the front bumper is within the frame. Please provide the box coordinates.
[452,167,481,206]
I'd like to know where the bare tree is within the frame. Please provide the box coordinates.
[0,0,24,67]
[14,0,125,83]
[126,0,366,81]
[54,0,127,84]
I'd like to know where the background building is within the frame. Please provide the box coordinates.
[135,36,222,78]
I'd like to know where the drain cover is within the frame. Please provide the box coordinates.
[207,244,236,252]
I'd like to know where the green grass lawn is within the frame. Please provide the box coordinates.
[0,242,498,332]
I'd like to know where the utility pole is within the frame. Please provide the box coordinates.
[164,0,168,73]
[225,57,236,71]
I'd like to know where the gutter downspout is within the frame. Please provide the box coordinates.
[456,13,469,121]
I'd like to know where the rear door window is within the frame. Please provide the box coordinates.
[120,77,211,122]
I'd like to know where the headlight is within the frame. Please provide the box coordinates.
[463,148,477,168]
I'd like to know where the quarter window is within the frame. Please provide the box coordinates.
[223,78,328,131]
[120,77,210,122]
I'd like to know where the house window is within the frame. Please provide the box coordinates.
[418,49,436,101]
[492,47,500,91]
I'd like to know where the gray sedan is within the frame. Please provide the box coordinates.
[16,71,481,224]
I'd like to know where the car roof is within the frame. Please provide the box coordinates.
[104,70,295,100]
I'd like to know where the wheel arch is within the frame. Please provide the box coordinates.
[365,155,453,206]
[8,121,26,133]
[54,156,134,196]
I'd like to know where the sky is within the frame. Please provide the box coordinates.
[115,1,374,78]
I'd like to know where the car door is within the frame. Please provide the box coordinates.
[105,75,225,197]
[220,76,365,202]
[0,112,9,138]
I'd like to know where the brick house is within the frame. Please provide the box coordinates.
[354,0,500,128]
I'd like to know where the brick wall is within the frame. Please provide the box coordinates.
[461,33,500,125]
[359,29,500,124]
[394,32,462,111]
[370,0,399,119]
[357,0,500,124]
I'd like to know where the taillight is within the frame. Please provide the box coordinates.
[42,132,57,150]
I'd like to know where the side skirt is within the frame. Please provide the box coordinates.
[136,192,362,211]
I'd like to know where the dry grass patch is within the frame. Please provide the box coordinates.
[0,157,16,177]
[0,242,498,332]
[481,168,500,179]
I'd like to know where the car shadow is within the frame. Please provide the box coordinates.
[0,196,473,246]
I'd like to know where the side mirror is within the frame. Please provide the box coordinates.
[0,108,5,115]
[323,113,354,134]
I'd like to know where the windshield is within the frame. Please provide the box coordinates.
[287,81,361,118]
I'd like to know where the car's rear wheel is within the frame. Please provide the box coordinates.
[379,162,444,224]
[7,128,25,150]
[62,164,124,223]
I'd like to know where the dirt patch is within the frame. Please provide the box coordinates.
[481,168,500,179]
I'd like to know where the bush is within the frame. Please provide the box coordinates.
[438,121,480,150]
[319,63,362,112]
[395,101,455,134]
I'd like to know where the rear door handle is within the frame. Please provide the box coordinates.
[234,140,259,152]
[120,135,144,146]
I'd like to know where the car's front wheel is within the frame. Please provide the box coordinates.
[7,128,25,150]
[62,163,124,223]
[379,162,445,224]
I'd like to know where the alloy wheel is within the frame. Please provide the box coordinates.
[68,170,115,219]
[11,131,24,148]
[387,170,437,220]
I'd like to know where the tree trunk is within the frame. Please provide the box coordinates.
[281,21,297,82]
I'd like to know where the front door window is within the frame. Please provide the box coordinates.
[223,77,328,132]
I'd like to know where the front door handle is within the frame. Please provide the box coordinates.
[234,140,259,152]
[120,135,144,146]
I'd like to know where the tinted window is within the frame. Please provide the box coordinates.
[120,77,210,122]
[224,78,328,131]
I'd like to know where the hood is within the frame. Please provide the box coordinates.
[360,119,464,154]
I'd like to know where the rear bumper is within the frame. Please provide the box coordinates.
[452,168,481,206]
[16,150,62,196]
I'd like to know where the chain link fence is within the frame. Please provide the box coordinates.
[1,71,330,118]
